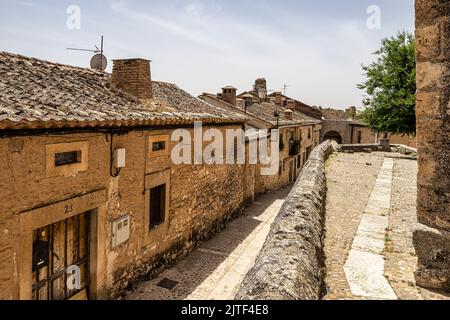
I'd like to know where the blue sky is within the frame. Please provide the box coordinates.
[0,0,414,109]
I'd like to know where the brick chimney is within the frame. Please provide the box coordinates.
[111,59,152,100]
[274,91,283,106]
[286,99,296,110]
[285,109,293,120]
[254,78,267,101]
[222,86,237,106]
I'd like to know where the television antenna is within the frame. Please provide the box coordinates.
[67,35,107,71]
[264,85,289,96]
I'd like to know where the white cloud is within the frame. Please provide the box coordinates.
[110,0,234,53]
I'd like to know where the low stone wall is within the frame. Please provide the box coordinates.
[338,143,417,157]
[236,140,337,300]
[390,144,417,156]
[339,143,381,153]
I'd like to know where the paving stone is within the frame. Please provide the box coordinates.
[324,152,449,300]
[124,187,291,300]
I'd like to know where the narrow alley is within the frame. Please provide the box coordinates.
[124,187,292,300]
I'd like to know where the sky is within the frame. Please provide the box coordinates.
[0,0,415,109]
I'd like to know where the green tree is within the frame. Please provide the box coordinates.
[358,31,416,135]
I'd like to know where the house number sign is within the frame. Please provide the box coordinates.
[64,204,74,215]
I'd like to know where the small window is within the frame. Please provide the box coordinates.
[55,151,81,166]
[279,134,285,151]
[152,141,166,152]
[308,129,311,139]
[149,184,166,229]
[46,141,89,177]
[148,135,170,158]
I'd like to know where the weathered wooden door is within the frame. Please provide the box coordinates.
[31,212,90,300]
[289,160,295,182]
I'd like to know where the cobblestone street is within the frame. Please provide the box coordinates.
[323,152,449,300]
[124,187,292,300]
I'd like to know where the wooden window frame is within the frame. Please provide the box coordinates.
[144,170,171,246]
[45,142,89,177]
[149,184,166,229]
[148,135,170,158]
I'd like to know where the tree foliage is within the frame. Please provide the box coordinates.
[358,31,416,135]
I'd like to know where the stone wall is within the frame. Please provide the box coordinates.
[413,0,450,291]
[389,134,417,148]
[321,120,376,144]
[338,143,381,153]
[0,125,248,299]
[337,143,417,158]
[236,140,337,300]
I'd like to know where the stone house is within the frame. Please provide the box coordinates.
[199,79,322,195]
[0,52,251,300]
[320,107,417,147]
[267,90,323,120]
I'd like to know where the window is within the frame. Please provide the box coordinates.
[308,128,311,139]
[148,135,170,158]
[45,141,89,177]
[149,184,166,229]
[152,141,166,152]
[144,169,170,244]
[357,131,362,144]
[279,134,285,151]
[55,150,81,166]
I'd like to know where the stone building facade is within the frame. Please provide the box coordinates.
[413,0,450,292]
[0,52,252,299]
[320,108,417,147]
[200,79,322,195]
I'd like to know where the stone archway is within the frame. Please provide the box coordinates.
[323,131,342,144]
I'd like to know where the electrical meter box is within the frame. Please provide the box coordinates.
[113,148,126,168]
[112,215,130,248]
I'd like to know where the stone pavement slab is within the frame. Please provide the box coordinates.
[324,152,449,300]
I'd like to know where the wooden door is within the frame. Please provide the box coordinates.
[289,160,295,182]
[31,212,90,300]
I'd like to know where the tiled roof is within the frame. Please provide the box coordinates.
[234,99,320,126]
[267,92,323,119]
[202,92,320,127]
[0,52,246,130]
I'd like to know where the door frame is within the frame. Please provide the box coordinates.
[16,189,107,300]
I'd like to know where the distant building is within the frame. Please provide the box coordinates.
[0,52,250,300]
[320,106,416,147]
[200,78,322,194]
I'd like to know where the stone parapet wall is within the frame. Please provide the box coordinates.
[337,143,417,157]
[338,143,381,153]
[390,144,417,156]
[236,140,337,300]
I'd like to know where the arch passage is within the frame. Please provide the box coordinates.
[323,131,342,144]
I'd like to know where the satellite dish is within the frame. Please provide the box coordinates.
[90,53,107,71]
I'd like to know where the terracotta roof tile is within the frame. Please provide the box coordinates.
[0,52,246,130]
